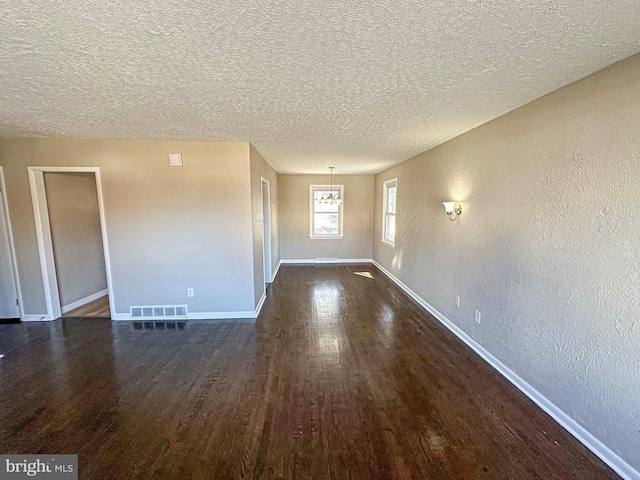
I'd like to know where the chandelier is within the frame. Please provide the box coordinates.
[318,167,342,204]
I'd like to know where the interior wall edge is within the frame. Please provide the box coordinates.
[0,166,25,320]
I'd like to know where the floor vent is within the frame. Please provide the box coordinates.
[315,258,338,264]
[130,305,188,319]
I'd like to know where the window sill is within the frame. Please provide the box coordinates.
[381,239,396,249]
[309,235,344,240]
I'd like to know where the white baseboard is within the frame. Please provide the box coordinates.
[22,314,53,322]
[61,289,108,314]
[255,291,267,317]
[372,259,639,480]
[281,258,373,264]
[112,308,260,321]
[270,261,282,282]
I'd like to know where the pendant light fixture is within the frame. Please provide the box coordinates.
[319,167,342,204]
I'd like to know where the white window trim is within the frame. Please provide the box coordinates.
[382,178,397,248]
[309,184,344,240]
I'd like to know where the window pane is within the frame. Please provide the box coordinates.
[388,187,396,214]
[385,214,395,242]
[315,201,340,213]
[310,185,343,237]
[314,213,339,235]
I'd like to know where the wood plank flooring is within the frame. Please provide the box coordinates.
[63,295,111,318]
[0,265,619,479]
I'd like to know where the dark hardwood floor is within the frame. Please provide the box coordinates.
[0,265,618,479]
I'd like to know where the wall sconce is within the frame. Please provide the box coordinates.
[443,201,462,221]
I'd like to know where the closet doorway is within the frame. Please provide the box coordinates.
[28,167,114,320]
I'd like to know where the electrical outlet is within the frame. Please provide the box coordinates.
[187,288,194,297]
[454,295,460,308]
[475,310,481,324]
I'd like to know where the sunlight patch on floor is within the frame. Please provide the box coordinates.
[353,272,374,279]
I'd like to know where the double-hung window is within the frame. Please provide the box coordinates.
[310,185,344,239]
[382,178,397,247]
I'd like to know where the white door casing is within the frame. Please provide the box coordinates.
[261,178,272,286]
[28,166,115,321]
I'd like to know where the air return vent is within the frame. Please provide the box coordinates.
[130,305,188,319]
[315,258,338,264]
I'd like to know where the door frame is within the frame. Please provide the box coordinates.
[261,177,272,287]
[0,166,24,320]
[28,166,115,321]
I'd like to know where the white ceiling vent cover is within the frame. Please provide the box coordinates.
[130,305,188,319]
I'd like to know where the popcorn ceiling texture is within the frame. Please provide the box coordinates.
[1,0,639,173]
[373,53,640,476]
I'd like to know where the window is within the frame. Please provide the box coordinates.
[382,178,397,247]
[310,185,344,239]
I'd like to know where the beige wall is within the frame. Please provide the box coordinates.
[44,172,107,307]
[0,139,256,316]
[249,145,279,307]
[279,174,374,261]
[373,53,640,471]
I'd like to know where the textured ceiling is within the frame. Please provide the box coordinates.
[1,1,639,174]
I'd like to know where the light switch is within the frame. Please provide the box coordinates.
[168,153,183,167]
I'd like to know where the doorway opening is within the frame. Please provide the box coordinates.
[28,167,114,320]
[0,167,22,321]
